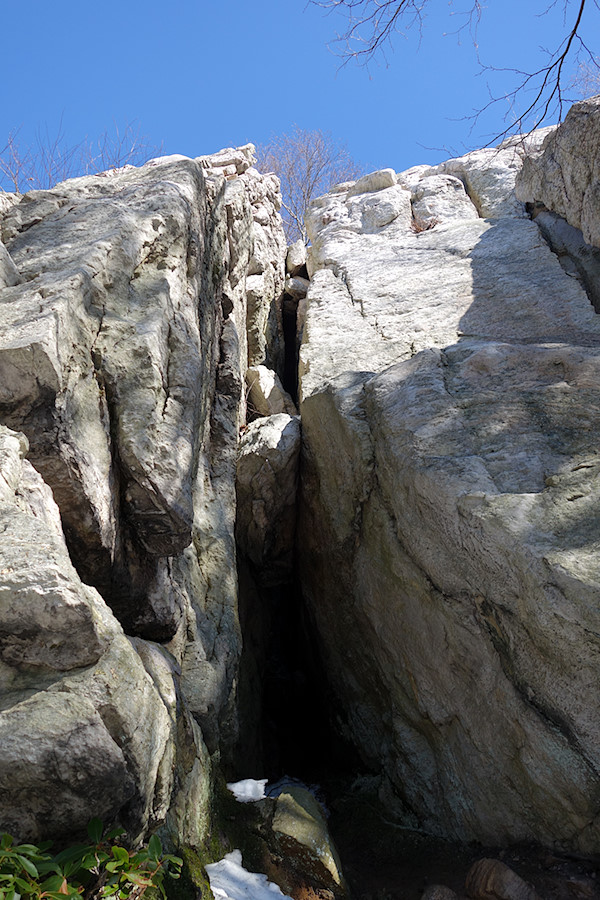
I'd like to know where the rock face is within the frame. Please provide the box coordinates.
[0,425,176,845]
[0,146,287,845]
[516,96,600,248]
[298,99,600,852]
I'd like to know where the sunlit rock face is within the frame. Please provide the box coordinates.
[0,147,286,845]
[298,99,600,852]
[516,95,600,249]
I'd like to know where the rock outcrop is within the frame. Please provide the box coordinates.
[516,96,600,248]
[0,146,287,845]
[3,98,600,865]
[298,99,600,852]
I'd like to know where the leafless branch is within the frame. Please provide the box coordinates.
[0,120,163,193]
[256,126,362,243]
[311,0,599,137]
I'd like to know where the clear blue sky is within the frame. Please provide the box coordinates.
[1,0,598,186]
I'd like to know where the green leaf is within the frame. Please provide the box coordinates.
[12,845,46,858]
[110,848,129,866]
[52,845,89,868]
[0,836,13,851]
[124,873,152,887]
[15,856,38,879]
[146,835,161,862]
[41,875,68,892]
[86,819,103,845]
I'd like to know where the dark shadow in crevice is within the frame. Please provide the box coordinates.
[234,556,359,785]
[527,201,600,313]
[282,293,299,403]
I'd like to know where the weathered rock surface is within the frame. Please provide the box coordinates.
[465,859,540,900]
[0,147,287,844]
[421,887,460,900]
[236,414,300,585]
[0,241,20,288]
[269,786,346,898]
[298,100,600,852]
[516,95,600,248]
[0,425,184,845]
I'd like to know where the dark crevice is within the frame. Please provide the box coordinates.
[527,201,600,313]
[234,554,359,787]
[281,292,299,403]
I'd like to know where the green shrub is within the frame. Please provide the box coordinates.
[0,819,182,900]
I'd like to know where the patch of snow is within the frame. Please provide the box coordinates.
[205,851,292,900]
[227,778,268,802]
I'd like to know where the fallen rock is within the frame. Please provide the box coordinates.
[246,365,297,417]
[465,859,540,900]
[270,786,346,898]
[286,239,307,275]
[236,413,300,585]
[285,275,310,299]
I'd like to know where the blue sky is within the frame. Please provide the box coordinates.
[1,0,598,187]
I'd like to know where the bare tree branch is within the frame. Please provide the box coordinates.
[0,120,163,193]
[311,0,600,137]
[256,126,363,243]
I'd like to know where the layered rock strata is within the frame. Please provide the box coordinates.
[298,100,600,851]
[0,146,286,844]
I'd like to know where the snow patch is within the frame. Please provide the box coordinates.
[205,851,292,900]
[227,778,268,802]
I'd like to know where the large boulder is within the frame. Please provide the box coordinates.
[298,118,600,852]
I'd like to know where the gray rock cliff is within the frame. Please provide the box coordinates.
[298,97,600,852]
[0,145,286,846]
